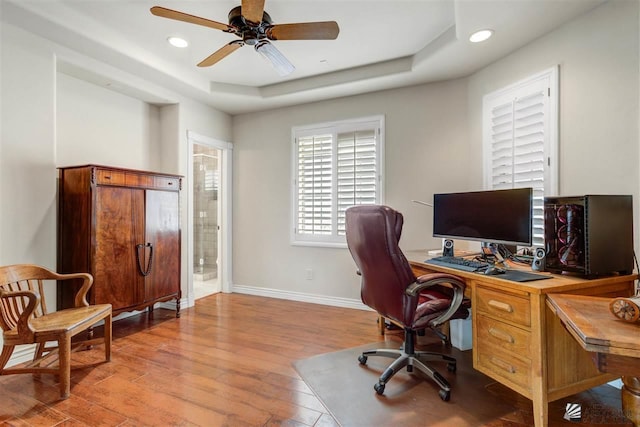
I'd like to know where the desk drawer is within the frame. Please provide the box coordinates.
[476,286,531,327]
[476,314,531,355]
[476,340,531,391]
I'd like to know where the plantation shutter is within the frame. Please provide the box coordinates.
[292,116,384,246]
[484,67,558,247]
[297,134,333,235]
[336,129,378,235]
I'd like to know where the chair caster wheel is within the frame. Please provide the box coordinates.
[447,362,456,372]
[374,382,385,395]
[439,389,450,401]
[358,355,368,365]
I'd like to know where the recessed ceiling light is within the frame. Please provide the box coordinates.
[167,36,189,48]
[469,29,493,43]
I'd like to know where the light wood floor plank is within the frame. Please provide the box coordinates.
[0,294,381,426]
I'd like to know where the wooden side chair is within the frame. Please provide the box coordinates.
[0,264,112,399]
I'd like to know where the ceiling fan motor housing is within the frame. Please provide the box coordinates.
[228,6,272,45]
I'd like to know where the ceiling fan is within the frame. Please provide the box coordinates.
[150,0,340,76]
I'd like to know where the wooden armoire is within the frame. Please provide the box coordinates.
[57,165,182,317]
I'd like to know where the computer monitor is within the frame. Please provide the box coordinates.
[433,188,533,247]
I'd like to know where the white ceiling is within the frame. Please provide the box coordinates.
[3,0,605,114]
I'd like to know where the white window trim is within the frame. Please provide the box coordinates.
[291,115,385,248]
[482,66,559,247]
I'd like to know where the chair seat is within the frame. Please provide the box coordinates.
[29,304,111,338]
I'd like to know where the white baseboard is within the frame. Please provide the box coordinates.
[231,284,371,311]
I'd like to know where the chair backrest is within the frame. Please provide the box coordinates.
[0,265,58,334]
[345,205,416,324]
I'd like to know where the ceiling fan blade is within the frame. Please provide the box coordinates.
[197,41,244,67]
[150,6,233,32]
[241,0,265,25]
[267,22,340,40]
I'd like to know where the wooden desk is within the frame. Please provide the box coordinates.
[547,294,640,426]
[406,251,636,427]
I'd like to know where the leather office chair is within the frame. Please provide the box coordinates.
[345,205,469,401]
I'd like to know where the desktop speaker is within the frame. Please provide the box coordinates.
[443,239,454,257]
[532,248,546,272]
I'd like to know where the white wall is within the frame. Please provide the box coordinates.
[57,73,158,170]
[0,23,60,357]
[1,24,57,269]
[232,80,470,301]
[468,0,639,246]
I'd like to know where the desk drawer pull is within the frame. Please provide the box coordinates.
[490,356,516,374]
[488,299,514,313]
[488,327,515,343]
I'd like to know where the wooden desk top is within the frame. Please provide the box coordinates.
[547,294,640,358]
[404,249,637,296]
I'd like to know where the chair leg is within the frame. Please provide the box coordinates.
[411,358,451,391]
[59,334,72,399]
[362,348,402,360]
[104,313,112,362]
[379,354,409,384]
[416,351,456,364]
[0,345,15,372]
[33,342,46,361]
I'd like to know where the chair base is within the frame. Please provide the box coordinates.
[358,345,456,401]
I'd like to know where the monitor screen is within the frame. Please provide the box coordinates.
[433,188,533,246]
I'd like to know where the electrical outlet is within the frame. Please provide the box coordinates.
[305,269,314,280]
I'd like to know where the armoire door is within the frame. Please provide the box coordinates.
[144,189,181,303]
[94,186,145,311]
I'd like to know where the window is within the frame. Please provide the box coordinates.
[483,67,558,247]
[292,116,384,247]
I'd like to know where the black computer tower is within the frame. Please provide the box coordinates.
[543,195,634,277]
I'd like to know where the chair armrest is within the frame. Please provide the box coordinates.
[406,273,467,329]
[55,272,94,308]
[0,290,39,339]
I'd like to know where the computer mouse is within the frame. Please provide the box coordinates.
[484,266,506,275]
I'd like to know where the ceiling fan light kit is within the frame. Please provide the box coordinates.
[151,0,339,76]
[255,41,295,76]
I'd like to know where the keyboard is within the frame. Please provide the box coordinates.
[425,256,489,272]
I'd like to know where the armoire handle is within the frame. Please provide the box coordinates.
[136,243,154,276]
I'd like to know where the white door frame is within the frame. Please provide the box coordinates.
[187,130,233,306]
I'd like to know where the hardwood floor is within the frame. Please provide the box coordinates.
[1,293,382,426]
[0,293,628,426]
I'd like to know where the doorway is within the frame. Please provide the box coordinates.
[188,131,233,303]
[192,145,221,298]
